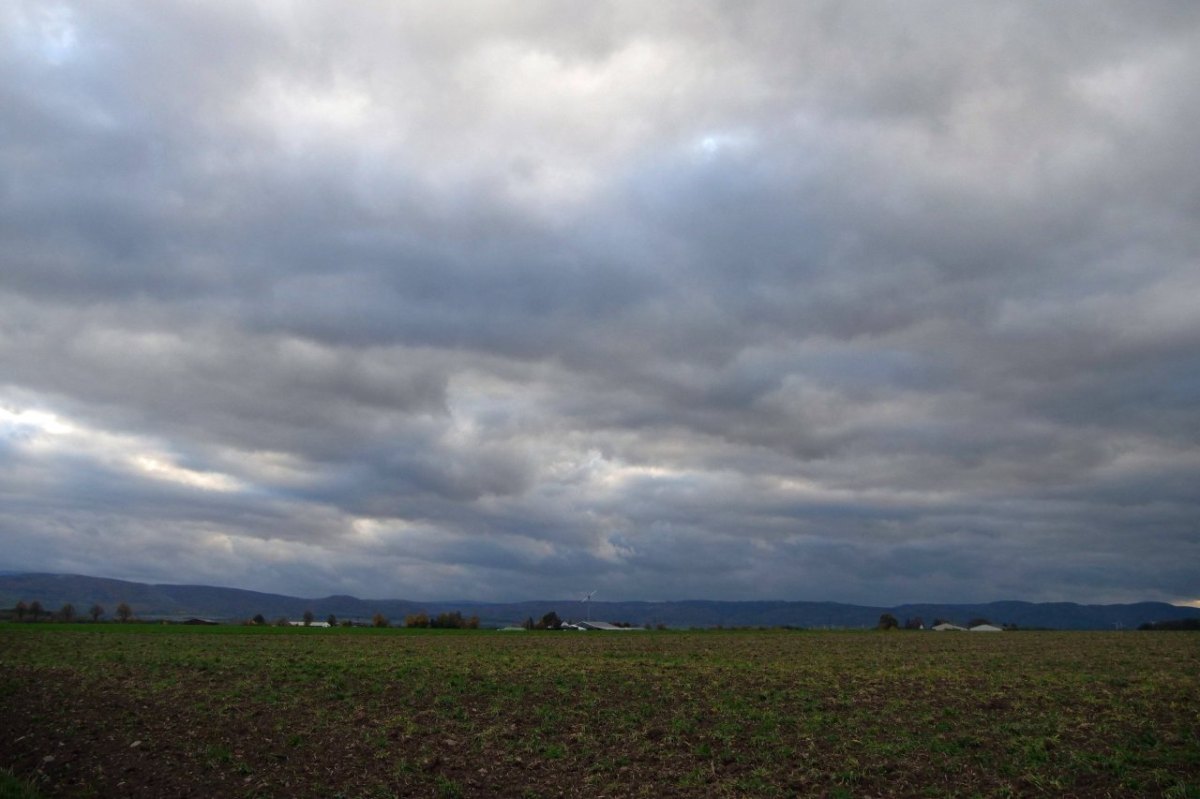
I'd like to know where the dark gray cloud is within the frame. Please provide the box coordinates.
[1,1,1197,605]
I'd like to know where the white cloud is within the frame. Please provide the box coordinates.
[1,2,1197,604]
[1,402,244,494]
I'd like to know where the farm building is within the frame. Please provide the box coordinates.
[969,624,1003,632]
[577,621,641,631]
[288,620,331,627]
[932,623,967,631]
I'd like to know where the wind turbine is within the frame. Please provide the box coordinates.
[581,590,596,622]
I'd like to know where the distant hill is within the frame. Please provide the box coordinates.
[1,572,1198,630]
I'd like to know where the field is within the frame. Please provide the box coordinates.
[2,625,1197,798]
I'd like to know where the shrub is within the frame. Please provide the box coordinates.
[433,611,465,629]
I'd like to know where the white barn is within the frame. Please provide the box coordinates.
[577,621,641,631]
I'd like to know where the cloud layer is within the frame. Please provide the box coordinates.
[2,1,1198,604]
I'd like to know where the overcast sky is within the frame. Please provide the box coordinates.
[2,2,1198,605]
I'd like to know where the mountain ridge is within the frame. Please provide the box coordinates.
[2,572,1197,630]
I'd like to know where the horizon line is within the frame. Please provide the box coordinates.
[1,571,1195,609]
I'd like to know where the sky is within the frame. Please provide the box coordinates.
[2,2,1198,606]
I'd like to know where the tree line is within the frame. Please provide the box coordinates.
[1137,618,1200,631]
[876,614,1015,630]
[403,611,480,629]
[7,600,134,623]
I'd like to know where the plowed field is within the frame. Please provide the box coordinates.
[2,626,1197,797]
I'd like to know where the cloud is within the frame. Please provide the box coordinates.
[1,1,1198,604]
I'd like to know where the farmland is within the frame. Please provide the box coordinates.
[2,625,1197,798]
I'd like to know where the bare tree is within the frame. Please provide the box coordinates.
[89,604,105,622]
[116,602,133,623]
[59,603,75,623]
[302,610,314,626]
[28,601,44,622]
[14,601,27,622]
[372,613,389,628]
[326,614,337,627]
